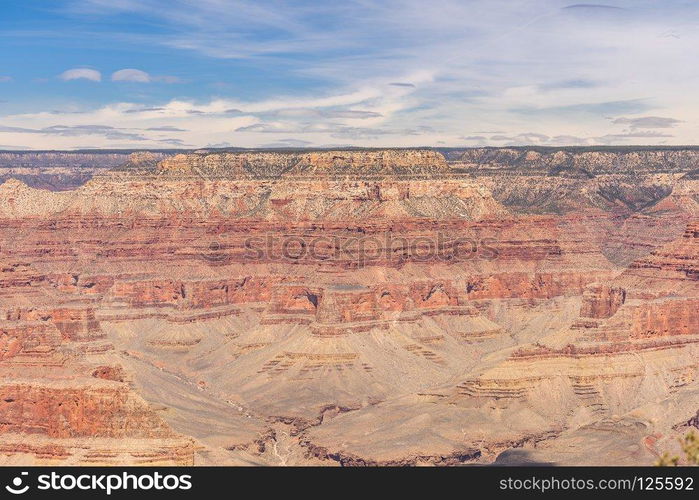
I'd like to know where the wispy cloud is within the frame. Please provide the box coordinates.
[111,68,181,83]
[112,68,151,82]
[0,1,698,147]
[562,4,626,12]
[485,129,675,147]
[146,125,187,132]
[611,116,682,129]
[509,99,651,117]
[539,79,599,91]
[0,124,146,141]
[59,68,102,82]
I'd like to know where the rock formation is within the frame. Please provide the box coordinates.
[0,146,697,465]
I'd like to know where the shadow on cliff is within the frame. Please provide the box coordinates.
[492,449,557,466]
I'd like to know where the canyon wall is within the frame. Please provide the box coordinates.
[0,147,697,465]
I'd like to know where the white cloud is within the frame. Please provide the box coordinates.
[111,69,181,83]
[112,68,151,82]
[59,68,102,82]
[0,76,12,83]
[4,1,699,147]
[0,78,423,149]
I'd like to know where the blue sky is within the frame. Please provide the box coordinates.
[1,0,698,149]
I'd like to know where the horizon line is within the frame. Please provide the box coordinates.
[3,144,699,154]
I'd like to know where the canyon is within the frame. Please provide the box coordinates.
[0,146,698,465]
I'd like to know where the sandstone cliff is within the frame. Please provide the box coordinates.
[157,149,449,179]
[0,147,697,466]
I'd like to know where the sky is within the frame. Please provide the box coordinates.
[0,0,698,150]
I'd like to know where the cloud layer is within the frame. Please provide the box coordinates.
[0,1,697,149]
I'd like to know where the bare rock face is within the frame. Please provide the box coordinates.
[0,383,175,438]
[157,149,449,178]
[580,284,626,319]
[0,147,697,465]
[448,147,699,174]
[0,151,134,169]
[0,151,167,191]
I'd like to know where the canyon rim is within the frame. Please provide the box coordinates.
[0,146,698,465]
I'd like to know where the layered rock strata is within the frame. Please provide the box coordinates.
[0,147,697,465]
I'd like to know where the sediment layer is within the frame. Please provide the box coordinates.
[0,147,697,465]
